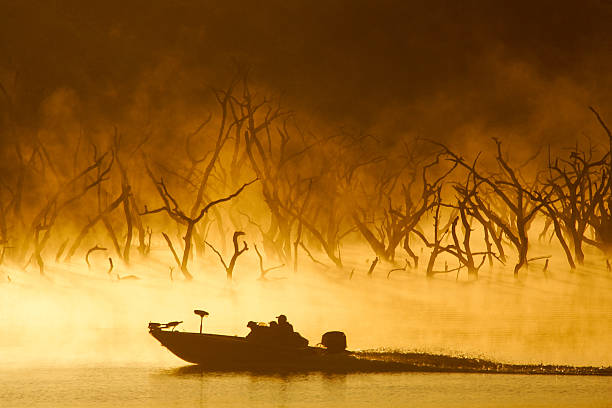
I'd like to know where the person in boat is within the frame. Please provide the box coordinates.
[246,321,264,341]
[276,314,293,335]
[275,315,308,347]
[246,320,279,344]
[246,315,307,347]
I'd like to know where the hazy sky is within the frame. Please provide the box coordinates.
[2,0,612,146]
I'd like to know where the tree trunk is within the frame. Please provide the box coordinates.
[425,245,440,278]
[122,189,133,263]
[551,216,575,269]
[514,243,528,277]
[572,232,585,265]
[180,222,195,280]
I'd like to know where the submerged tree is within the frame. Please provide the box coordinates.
[205,231,249,280]
[20,146,114,273]
[540,144,610,266]
[3,65,612,284]
[445,173,504,279]
[142,169,256,280]
[353,147,456,265]
[438,139,550,276]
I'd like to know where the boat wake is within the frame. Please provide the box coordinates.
[170,350,612,376]
[351,350,612,376]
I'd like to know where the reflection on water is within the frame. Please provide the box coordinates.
[1,365,611,408]
[167,353,612,376]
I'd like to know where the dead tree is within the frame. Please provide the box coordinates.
[147,76,255,262]
[540,143,609,266]
[254,244,284,279]
[298,241,327,267]
[281,133,385,269]
[352,166,406,263]
[240,77,314,262]
[443,190,503,279]
[55,238,69,262]
[590,106,612,175]
[185,81,242,257]
[8,142,38,249]
[292,179,313,273]
[85,245,107,269]
[412,196,455,277]
[586,108,612,253]
[352,140,415,264]
[0,185,12,248]
[205,231,249,280]
[280,193,352,268]
[112,129,141,263]
[353,150,456,264]
[161,232,181,268]
[32,224,47,275]
[452,169,508,268]
[457,188,508,265]
[387,259,409,279]
[65,187,128,262]
[588,197,612,253]
[367,257,379,277]
[437,139,549,276]
[19,148,113,267]
[141,171,257,280]
[233,73,347,267]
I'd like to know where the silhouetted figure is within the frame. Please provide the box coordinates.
[245,315,308,348]
[246,321,275,342]
[276,314,294,335]
[275,314,308,348]
[246,320,259,340]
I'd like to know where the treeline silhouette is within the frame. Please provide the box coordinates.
[1,73,611,281]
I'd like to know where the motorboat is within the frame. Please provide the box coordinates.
[148,310,612,375]
[148,310,351,370]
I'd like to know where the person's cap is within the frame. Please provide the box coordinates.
[276,314,286,319]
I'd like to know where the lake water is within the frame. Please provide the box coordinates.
[2,259,612,407]
[1,365,611,408]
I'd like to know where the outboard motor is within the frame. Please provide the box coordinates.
[321,331,347,353]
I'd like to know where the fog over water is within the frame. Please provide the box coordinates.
[2,2,612,407]
[2,239,611,368]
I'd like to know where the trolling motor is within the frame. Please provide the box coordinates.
[194,309,209,334]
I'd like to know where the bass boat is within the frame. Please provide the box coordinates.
[148,309,350,370]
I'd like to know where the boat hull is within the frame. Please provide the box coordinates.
[150,330,349,370]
